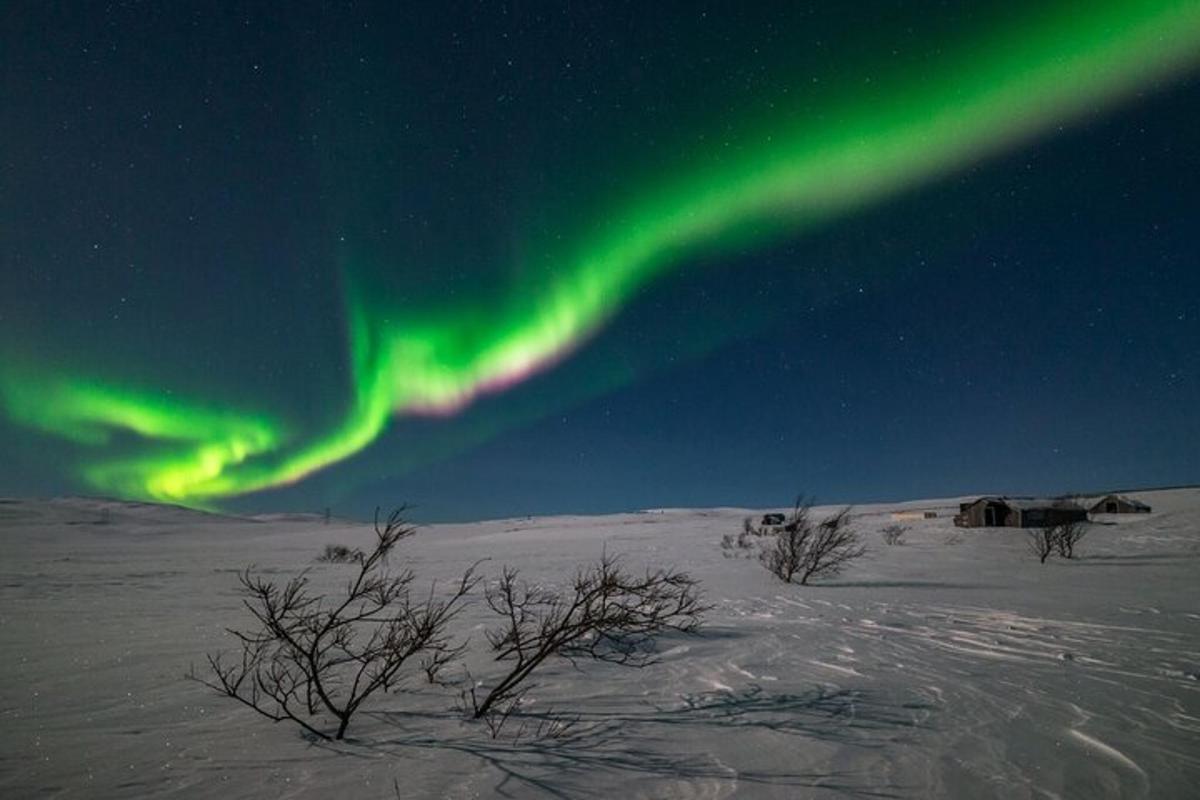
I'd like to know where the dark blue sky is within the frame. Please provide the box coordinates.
[340,84,1200,520]
[1,2,1197,521]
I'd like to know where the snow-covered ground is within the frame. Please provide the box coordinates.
[2,489,1198,798]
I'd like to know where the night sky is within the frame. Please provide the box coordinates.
[2,1,1198,521]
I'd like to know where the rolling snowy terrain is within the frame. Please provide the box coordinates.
[2,490,1198,798]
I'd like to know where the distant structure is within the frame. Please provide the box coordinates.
[761,513,786,526]
[954,497,1088,528]
[1088,494,1151,514]
[890,510,938,521]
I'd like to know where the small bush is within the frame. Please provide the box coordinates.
[1027,525,1058,563]
[1054,521,1088,559]
[720,519,758,558]
[191,508,478,740]
[1028,520,1089,562]
[466,553,706,730]
[758,498,866,585]
[880,524,908,546]
[315,543,364,563]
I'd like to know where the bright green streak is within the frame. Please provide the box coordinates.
[3,0,1199,505]
[0,372,282,505]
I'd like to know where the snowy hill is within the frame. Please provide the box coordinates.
[1,489,1197,798]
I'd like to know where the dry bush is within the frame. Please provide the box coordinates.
[759,499,866,585]
[720,518,758,558]
[880,524,908,546]
[316,543,364,563]
[758,500,813,583]
[190,508,478,740]
[1027,525,1058,563]
[1053,520,1088,559]
[466,553,706,732]
[1028,521,1090,562]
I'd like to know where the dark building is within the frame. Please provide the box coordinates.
[1089,494,1151,514]
[954,497,1088,528]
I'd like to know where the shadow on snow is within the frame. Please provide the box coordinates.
[321,685,929,798]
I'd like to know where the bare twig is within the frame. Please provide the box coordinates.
[1054,520,1088,559]
[1027,525,1057,563]
[189,507,479,740]
[880,524,907,546]
[757,498,866,585]
[470,553,706,725]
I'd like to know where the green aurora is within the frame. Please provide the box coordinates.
[4,0,1200,506]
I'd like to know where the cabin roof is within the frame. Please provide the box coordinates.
[965,496,1084,511]
[1091,494,1150,510]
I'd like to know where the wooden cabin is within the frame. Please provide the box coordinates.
[954,497,1088,528]
[1088,494,1151,514]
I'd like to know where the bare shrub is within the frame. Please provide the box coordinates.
[718,533,741,557]
[743,516,774,538]
[1027,525,1058,563]
[190,508,478,740]
[465,691,583,740]
[316,543,364,563]
[759,499,866,585]
[466,553,706,730]
[505,709,581,742]
[1027,521,1089,562]
[720,518,758,558]
[758,500,813,583]
[880,524,908,546]
[1054,520,1088,559]
[942,532,964,546]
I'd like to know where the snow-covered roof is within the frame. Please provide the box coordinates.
[965,496,1084,511]
[1006,498,1084,510]
[1090,494,1151,510]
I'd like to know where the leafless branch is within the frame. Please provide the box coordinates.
[757,498,866,585]
[880,524,907,546]
[469,553,707,725]
[1027,525,1057,563]
[1054,520,1088,559]
[189,507,479,740]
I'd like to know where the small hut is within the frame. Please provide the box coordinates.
[954,497,1087,528]
[1089,494,1151,514]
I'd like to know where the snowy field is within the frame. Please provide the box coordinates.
[2,489,1198,799]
